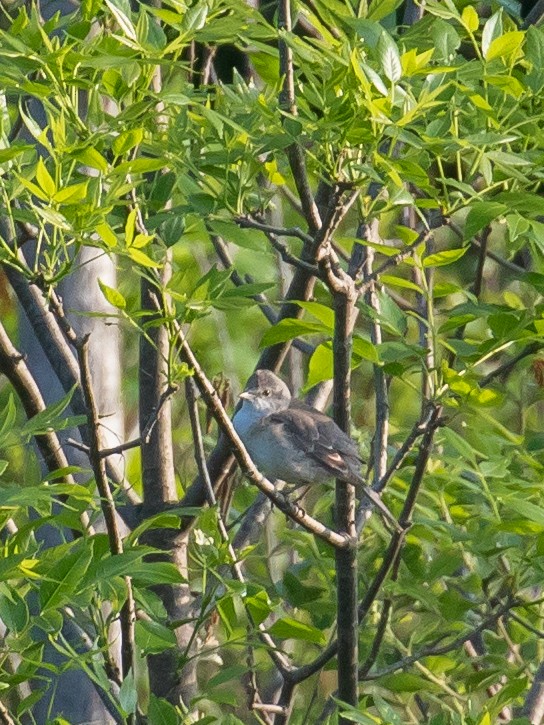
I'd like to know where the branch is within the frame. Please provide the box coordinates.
[376,404,439,494]
[480,342,544,388]
[0,322,91,535]
[519,661,544,724]
[523,0,544,28]
[356,225,438,297]
[235,216,313,246]
[360,597,518,680]
[3,257,140,510]
[332,286,359,719]
[278,0,322,233]
[76,335,136,683]
[210,233,314,355]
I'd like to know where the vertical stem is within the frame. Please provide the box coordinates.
[140,261,195,703]
[360,227,389,487]
[333,291,358,719]
[77,337,135,685]
[140,274,176,511]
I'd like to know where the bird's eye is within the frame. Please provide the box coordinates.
[262,388,271,397]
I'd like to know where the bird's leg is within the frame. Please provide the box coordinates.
[280,481,308,516]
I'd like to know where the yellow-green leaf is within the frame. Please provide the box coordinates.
[127,247,160,268]
[423,247,468,267]
[36,158,56,197]
[15,174,49,202]
[461,5,479,33]
[131,233,154,249]
[112,128,144,156]
[485,31,524,62]
[53,182,89,204]
[98,279,126,309]
[74,147,109,173]
[264,159,285,185]
[96,222,118,248]
[125,209,137,246]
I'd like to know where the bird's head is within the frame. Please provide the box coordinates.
[239,369,291,414]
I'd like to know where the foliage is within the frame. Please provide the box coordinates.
[0,0,544,723]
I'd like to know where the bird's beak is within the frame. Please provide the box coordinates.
[239,391,253,400]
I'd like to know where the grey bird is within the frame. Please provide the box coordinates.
[233,369,397,528]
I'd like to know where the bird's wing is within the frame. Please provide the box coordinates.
[270,404,401,531]
[268,404,363,483]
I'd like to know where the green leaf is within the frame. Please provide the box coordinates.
[268,617,326,645]
[73,146,109,173]
[378,32,401,83]
[112,157,167,175]
[21,387,76,438]
[96,222,118,248]
[294,301,335,329]
[482,12,502,58]
[135,620,177,655]
[423,247,468,267]
[260,319,329,347]
[36,159,56,197]
[39,542,94,611]
[244,589,271,626]
[147,695,180,725]
[506,499,544,529]
[307,343,333,388]
[0,394,17,446]
[381,672,435,693]
[381,274,423,293]
[0,145,33,163]
[130,561,186,585]
[127,512,181,546]
[104,0,136,40]
[0,585,29,633]
[493,192,544,216]
[208,665,249,689]
[118,669,137,716]
[98,279,126,309]
[464,202,507,240]
[352,335,380,363]
[367,0,403,21]
[53,182,89,204]
[112,128,144,156]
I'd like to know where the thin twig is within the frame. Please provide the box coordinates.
[480,342,543,388]
[359,598,392,678]
[236,217,313,245]
[278,0,322,233]
[519,661,544,724]
[77,335,136,683]
[361,597,518,680]
[356,226,438,296]
[376,404,439,494]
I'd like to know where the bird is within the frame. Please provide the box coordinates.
[232,369,398,528]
